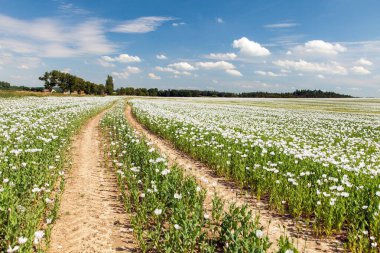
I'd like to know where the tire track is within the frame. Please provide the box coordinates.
[49,110,137,253]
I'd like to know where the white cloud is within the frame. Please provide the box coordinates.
[273,59,347,75]
[196,61,242,76]
[232,37,270,57]
[204,53,237,60]
[255,70,283,77]
[112,16,174,33]
[156,54,167,60]
[101,54,141,63]
[225,69,242,76]
[172,22,186,27]
[125,66,141,74]
[196,61,235,70]
[293,40,347,55]
[0,14,115,57]
[264,23,298,28]
[112,66,141,79]
[148,73,161,80]
[168,62,196,71]
[355,58,373,66]
[216,18,224,24]
[155,66,180,74]
[351,66,371,75]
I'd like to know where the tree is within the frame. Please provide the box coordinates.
[39,72,53,91]
[0,81,11,89]
[39,70,107,95]
[105,75,114,95]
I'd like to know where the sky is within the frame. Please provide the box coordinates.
[0,0,380,97]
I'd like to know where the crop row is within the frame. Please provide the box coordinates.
[0,97,118,252]
[100,100,297,252]
[130,99,380,252]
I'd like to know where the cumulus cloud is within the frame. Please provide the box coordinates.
[0,14,115,57]
[351,66,371,75]
[273,59,347,75]
[225,69,242,76]
[204,53,237,60]
[292,40,347,55]
[155,66,180,74]
[155,66,191,76]
[196,61,235,70]
[196,61,242,76]
[101,54,141,63]
[156,54,168,60]
[112,66,141,79]
[355,58,373,66]
[168,62,196,71]
[148,73,161,80]
[112,16,174,33]
[232,37,270,57]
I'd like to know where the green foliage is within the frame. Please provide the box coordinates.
[38,70,106,95]
[0,81,11,89]
[101,101,273,252]
[105,75,114,95]
[115,87,352,98]
[276,234,299,253]
[131,99,380,252]
[0,97,116,252]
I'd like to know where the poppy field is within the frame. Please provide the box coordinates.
[130,98,380,252]
[0,97,117,252]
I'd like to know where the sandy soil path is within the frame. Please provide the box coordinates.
[125,105,343,253]
[49,111,137,253]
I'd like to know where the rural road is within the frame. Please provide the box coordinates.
[124,104,343,253]
[49,110,137,253]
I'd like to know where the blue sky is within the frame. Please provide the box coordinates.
[0,0,379,96]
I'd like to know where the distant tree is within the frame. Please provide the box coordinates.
[39,70,107,95]
[105,75,114,95]
[39,72,53,91]
[0,81,11,89]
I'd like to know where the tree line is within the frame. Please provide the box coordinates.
[38,70,114,95]
[115,87,352,98]
[4,73,352,98]
[0,81,44,92]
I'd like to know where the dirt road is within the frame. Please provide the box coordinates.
[49,111,136,253]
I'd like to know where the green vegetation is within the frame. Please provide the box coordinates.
[101,101,301,252]
[115,87,352,98]
[38,70,106,94]
[131,98,380,252]
[0,97,116,252]
[105,75,114,95]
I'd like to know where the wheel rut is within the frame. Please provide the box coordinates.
[49,110,137,253]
